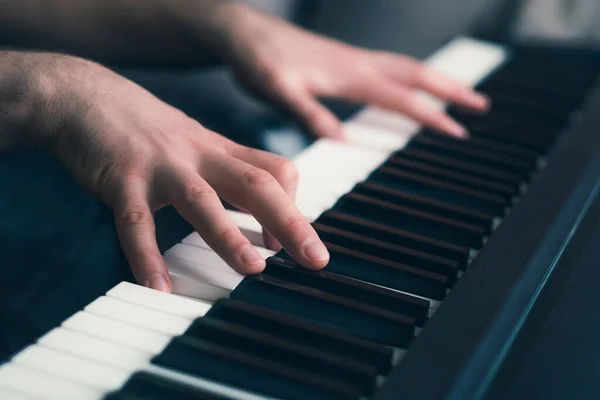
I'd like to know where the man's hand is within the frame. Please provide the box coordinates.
[220,4,489,140]
[20,53,329,292]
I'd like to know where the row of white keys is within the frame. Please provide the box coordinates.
[293,36,509,219]
[0,282,276,400]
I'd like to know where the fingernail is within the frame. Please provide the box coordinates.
[240,244,265,266]
[147,274,170,292]
[302,239,329,263]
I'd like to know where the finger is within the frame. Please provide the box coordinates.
[229,146,300,251]
[278,86,344,140]
[163,168,266,275]
[113,178,171,292]
[376,53,489,111]
[201,153,329,270]
[357,80,469,138]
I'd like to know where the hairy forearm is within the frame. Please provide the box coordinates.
[0,51,82,154]
[0,52,46,151]
[0,0,246,67]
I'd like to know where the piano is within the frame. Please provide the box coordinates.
[3,1,600,399]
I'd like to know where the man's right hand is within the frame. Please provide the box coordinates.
[24,53,329,292]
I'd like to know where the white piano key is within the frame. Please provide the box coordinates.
[106,281,212,319]
[349,36,508,151]
[227,210,265,247]
[169,270,231,301]
[426,36,508,86]
[167,244,273,273]
[36,323,271,400]
[164,254,243,292]
[0,387,41,400]
[0,364,103,400]
[85,296,192,336]
[293,139,390,219]
[62,311,172,354]
[39,327,151,371]
[343,122,413,153]
[181,232,275,258]
[12,345,129,391]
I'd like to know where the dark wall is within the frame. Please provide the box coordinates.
[307,0,506,58]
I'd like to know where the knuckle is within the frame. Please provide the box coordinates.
[271,157,299,187]
[242,167,277,188]
[216,225,244,245]
[285,214,310,231]
[118,208,152,227]
[183,183,217,203]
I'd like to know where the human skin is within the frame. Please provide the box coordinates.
[0,1,488,292]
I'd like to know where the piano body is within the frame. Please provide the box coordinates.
[3,1,600,399]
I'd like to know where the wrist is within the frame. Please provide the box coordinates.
[162,0,271,63]
[0,52,61,153]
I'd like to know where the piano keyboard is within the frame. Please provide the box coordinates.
[2,36,599,400]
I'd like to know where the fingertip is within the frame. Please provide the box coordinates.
[239,244,267,274]
[469,92,491,113]
[146,273,171,293]
[301,239,330,269]
[445,119,469,139]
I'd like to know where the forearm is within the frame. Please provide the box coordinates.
[0,0,246,67]
[0,51,63,153]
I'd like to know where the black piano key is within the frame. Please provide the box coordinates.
[456,108,562,138]
[264,256,431,325]
[104,371,227,400]
[465,119,557,150]
[490,69,593,97]
[479,83,581,120]
[352,182,495,230]
[366,167,507,216]
[368,166,508,215]
[316,242,449,299]
[409,135,535,177]
[474,90,575,122]
[152,336,361,400]
[317,210,470,269]
[420,129,542,164]
[229,275,418,346]
[401,147,524,187]
[103,394,142,400]
[334,193,487,248]
[182,317,378,395]
[451,99,569,128]
[207,298,395,373]
[312,223,459,283]
[382,157,516,199]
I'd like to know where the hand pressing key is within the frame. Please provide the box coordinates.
[0,52,329,292]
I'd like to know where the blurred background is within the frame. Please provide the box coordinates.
[120,0,600,157]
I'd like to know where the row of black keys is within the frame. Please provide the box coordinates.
[105,283,401,400]
[271,52,600,301]
[106,51,600,400]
